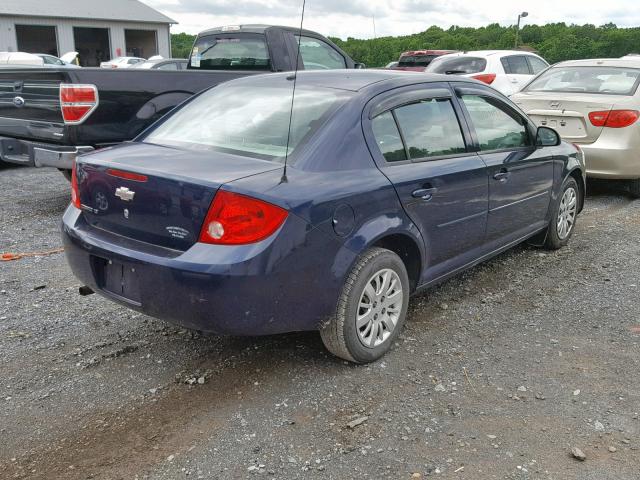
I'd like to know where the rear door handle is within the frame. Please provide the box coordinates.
[493,170,511,181]
[412,187,438,200]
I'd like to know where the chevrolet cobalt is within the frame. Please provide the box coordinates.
[62,71,585,363]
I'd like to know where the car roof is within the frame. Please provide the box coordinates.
[144,58,187,64]
[198,24,325,37]
[553,58,640,68]
[400,50,458,56]
[437,50,542,59]
[233,69,479,93]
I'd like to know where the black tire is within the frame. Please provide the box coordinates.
[629,179,640,199]
[320,247,410,363]
[544,177,579,250]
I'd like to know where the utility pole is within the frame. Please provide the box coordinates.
[372,15,377,39]
[515,11,528,49]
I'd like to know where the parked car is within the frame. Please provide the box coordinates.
[62,70,585,363]
[100,56,146,69]
[391,50,458,72]
[131,58,188,70]
[0,25,360,176]
[0,51,43,67]
[512,58,640,197]
[426,50,550,95]
[385,61,399,69]
[35,53,80,68]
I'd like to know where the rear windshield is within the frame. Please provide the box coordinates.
[525,66,640,95]
[398,55,439,67]
[427,57,487,75]
[189,34,271,70]
[144,83,351,161]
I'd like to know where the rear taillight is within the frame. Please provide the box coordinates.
[71,162,81,208]
[589,109,639,128]
[199,191,288,245]
[471,73,496,85]
[60,84,98,124]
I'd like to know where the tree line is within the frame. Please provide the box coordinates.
[172,23,640,66]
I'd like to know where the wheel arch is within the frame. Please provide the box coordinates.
[371,233,422,293]
[566,167,586,213]
[338,211,425,293]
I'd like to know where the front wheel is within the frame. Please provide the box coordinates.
[320,247,410,363]
[629,179,640,199]
[544,177,579,250]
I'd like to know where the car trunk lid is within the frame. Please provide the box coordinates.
[512,91,618,144]
[76,142,283,251]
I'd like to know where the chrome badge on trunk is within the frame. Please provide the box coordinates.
[115,187,135,202]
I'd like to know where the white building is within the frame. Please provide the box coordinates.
[0,0,176,66]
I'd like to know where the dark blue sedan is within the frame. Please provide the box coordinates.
[62,70,585,363]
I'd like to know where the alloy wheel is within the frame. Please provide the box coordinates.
[557,187,577,240]
[356,268,403,348]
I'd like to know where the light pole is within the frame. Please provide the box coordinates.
[515,11,529,49]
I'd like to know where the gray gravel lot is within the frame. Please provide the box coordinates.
[1,165,639,480]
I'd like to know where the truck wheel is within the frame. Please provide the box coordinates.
[59,169,72,181]
[629,179,640,199]
[320,247,410,363]
[544,177,579,250]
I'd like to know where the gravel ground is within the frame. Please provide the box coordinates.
[0,165,639,480]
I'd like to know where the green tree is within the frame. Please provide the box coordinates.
[173,23,640,67]
[171,32,196,59]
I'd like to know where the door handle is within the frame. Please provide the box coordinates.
[493,170,511,181]
[412,187,438,200]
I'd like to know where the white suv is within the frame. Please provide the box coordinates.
[426,50,549,96]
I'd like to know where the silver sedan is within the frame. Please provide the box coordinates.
[511,58,640,197]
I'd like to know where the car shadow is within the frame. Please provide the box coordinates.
[586,178,634,198]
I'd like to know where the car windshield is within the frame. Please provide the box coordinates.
[525,66,640,95]
[398,55,439,67]
[144,83,351,161]
[427,57,487,74]
[190,34,271,70]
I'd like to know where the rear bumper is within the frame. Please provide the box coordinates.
[576,128,640,180]
[61,206,351,336]
[0,136,93,169]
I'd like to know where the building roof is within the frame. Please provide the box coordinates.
[0,0,176,24]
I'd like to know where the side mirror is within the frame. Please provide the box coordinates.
[355,62,366,69]
[536,126,561,147]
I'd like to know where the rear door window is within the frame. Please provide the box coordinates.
[190,34,271,70]
[393,99,466,159]
[461,95,530,150]
[527,56,549,74]
[371,112,407,162]
[157,62,179,70]
[295,35,346,70]
[502,56,531,75]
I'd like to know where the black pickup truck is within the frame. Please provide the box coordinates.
[0,25,360,177]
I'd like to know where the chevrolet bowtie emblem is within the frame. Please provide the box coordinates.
[115,186,135,201]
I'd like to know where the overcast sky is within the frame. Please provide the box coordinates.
[145,0,640,39]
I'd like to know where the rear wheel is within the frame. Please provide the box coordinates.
[320,247,410,363]
[629,179,640,199]
[544,177,579,250]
